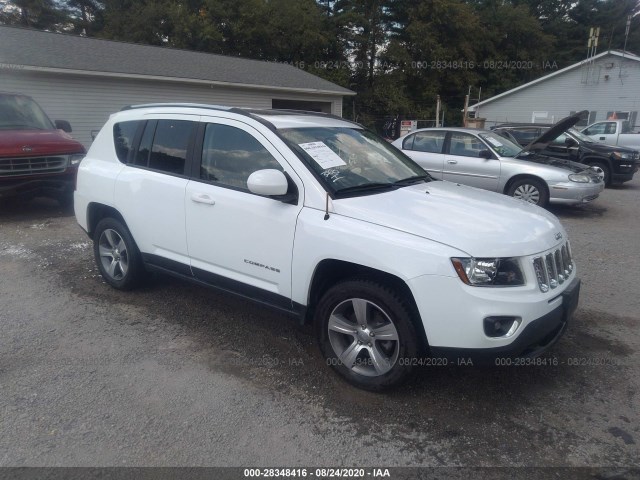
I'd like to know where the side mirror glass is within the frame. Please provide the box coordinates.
[247,169,289,196]
[55,120,72,133]
[479,149,493,159]
[564,137,577,147]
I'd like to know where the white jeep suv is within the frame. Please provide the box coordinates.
[75,104,580,390]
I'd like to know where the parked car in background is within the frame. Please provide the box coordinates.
[75,104,581,391]
[0,92,85,206]
[392,113,604,208]
[493,124,639,186]
[580,119,640,150]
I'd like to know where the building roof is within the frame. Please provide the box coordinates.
[0,25,354,96]
[469,50,640,111]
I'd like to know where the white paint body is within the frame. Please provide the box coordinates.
[75,105,578,351]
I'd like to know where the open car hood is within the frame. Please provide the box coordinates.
[520,110,588,153]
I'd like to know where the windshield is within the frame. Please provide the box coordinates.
[567,128,595,143]
[478,132,523,157]
[0,95,55,130]
[279,127,429,196]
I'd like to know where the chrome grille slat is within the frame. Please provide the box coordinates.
[534,241,573,292]
[0,156,68,176]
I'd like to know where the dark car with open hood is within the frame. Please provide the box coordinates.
[493,112,639,186]
[0,92,85,206]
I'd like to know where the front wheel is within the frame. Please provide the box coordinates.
[585,161,610,186]
[315,278,421,391]
[93,218,145,290]
[507,178,549,207]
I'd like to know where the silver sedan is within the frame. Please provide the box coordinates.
[391,127,604,208]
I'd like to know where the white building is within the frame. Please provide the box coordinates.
[468,50,640,129]
[0,26,354,147]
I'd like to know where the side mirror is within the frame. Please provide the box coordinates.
[564,137,577,147]
[247,169,290,197]
[479,149,493,159]
[55,120,72,133]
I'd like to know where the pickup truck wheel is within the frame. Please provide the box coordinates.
[585,161,610,186]
[507,178,548,207]
[315,278,420,391]
[93,218,144,290]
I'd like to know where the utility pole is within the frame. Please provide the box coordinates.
[435,95,441,128]
[463,95,469,127]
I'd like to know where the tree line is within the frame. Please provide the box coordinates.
[2,0,639,130]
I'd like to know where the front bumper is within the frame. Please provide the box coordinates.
[549,181,604,205]
[0,169,76,199]
[430,277,580,362]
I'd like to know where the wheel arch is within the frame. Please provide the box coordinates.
[503,174,550,198]
[304,259,428,350]
[86,202,127,238]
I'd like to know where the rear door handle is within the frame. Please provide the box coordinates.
[447,159,458,164]
[191,193,215,205]
[599,137,606,140]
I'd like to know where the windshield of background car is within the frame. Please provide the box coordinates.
[279,127,429,195]
[478,132,522,157]
[566,128,595,142]
[0,95,55,130]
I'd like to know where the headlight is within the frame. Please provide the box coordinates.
[451,257,525,287]
[568,173,590,183]
[612,151,632,160]
[68,153,85,166]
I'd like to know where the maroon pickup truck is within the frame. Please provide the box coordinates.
[0,93,85,206]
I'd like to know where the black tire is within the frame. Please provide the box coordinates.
[93,217,145,290]
[585,161,610,186]
[315,278,421,391]
[506,177,549,208]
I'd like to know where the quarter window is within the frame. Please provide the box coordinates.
[113,121,140,163]
[200,124,282,191]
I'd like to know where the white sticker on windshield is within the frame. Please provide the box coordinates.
[485,137,503,147]
[298,141,347,169]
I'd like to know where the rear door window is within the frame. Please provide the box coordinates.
[148,120,196,175]
[412,131,446,153]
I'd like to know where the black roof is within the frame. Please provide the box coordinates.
[0,26,354,95]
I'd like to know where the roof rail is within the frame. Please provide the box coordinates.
[120,103,234,112]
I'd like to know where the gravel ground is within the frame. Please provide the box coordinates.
[0,177,639,472]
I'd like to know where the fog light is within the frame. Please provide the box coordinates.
[483,316,521,337]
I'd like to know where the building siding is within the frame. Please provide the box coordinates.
[1,70,343,147]
[470,53,640,129]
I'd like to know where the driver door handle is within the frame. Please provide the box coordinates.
[599,136,606,140]
[447,159,458,164]
[191,193,215,205]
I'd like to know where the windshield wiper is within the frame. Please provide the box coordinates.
[334,182,394,196]
[392,174,431,186]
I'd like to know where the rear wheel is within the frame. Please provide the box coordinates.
[507,177,549,207]
[93,218,145,290]
[315,278,421,391]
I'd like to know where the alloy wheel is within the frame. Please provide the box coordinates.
[513,184,541,204]
[327,298,400,377]
[98,228,129,280]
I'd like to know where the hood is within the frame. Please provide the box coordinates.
[579,139,638,156]
[334,181,564,257]
[519,153,590,173]
[521,110,588,153]
[0,129,85,157]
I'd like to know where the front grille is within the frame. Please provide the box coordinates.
[0,156,68,176]
[533,241,573,293]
